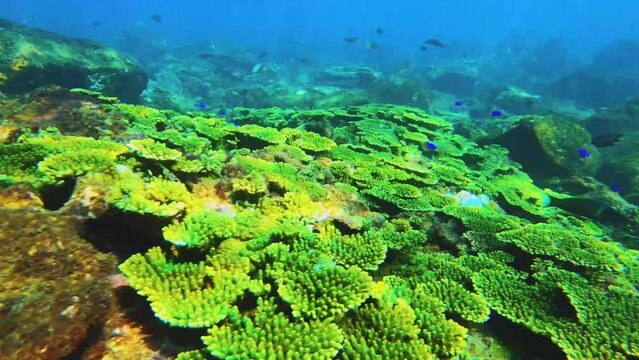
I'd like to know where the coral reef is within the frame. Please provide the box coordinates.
[1,88,638,359]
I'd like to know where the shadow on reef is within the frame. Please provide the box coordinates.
[62,286,207,360]
[486,313,567,360]
[81,209,173,262]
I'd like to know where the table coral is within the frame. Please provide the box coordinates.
[1,93,637,359]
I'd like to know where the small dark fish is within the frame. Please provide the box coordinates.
[376,27,384,34]
[426,141,438,150]
[150,14,163,23]
[198,53,214,59]
[591,133,622,148]
[344,36,359,43]
[366,42,379,50]
[233,121,239,127]
[91,21,102,27]
[424,38,446,48]
[286,114,293,120]
[258,51,269,60]
[218,109,226,116]
[610,185,621,193]
[454,100,464,106]
[491,109,503,117]
[194,102,207,109]
[578,148,590,159]
[420,45,428,52]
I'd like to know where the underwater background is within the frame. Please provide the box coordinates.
[0,1,638,359]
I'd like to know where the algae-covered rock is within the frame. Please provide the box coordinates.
[0,207,117,359]
[0,86,120,137]
[492,86,542,115]
[0,19,148,102]
[487,115,599,180]
[546,70,639,108]
[315,66,381,88]
[585,96,639,137]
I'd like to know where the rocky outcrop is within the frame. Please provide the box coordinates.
[0,19,147,103]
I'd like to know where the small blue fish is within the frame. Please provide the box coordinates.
[218,109,226,116]
[195,102,207,109]
[491,109,503,117]
[233,121,239,127]
[610,185,621,193]
[578,148,590,159]
[454,100,464,106]
[426,141,438,150]
[286,114,293,120]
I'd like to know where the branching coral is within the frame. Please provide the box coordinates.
[276,263,373,320]
[340,300,434,359]
[202,298,344,359]
[120,247,266,328]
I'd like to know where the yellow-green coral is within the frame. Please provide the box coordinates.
[318,226,387,271]
[163,211,238,248]
[474,266,639,360]
[111,174,192,217]
[202,298,344,359]
[277,263,373,320]
[340,300,434,360]
[496,223,624,270]
[120,247,266,328]
[128,138,182,161]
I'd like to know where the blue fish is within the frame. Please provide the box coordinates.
[286,114,293,120]
[491,109,503,117]
[233,121,239,127]
[454,100,464,106]
[426,141,438,150]
[610,185,621,193]
[577,148,590,159]
[195,102,207,109]
[218,109,226,116]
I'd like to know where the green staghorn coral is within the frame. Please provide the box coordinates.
[496,223,624,270]
[163,210,238,248]
[128,138,182,161]
[473,265,639,359]
[276,263,373,320]
[110,173,192,217]
[202,297,344,359]
[317,225,388,271]
[120,247,267,328]
[340,300,434,359]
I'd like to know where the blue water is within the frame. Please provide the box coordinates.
[2,0,639,71]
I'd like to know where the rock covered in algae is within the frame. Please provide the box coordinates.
[0,203,117,359]
[0,19,148,102]
[488,115,599,179]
